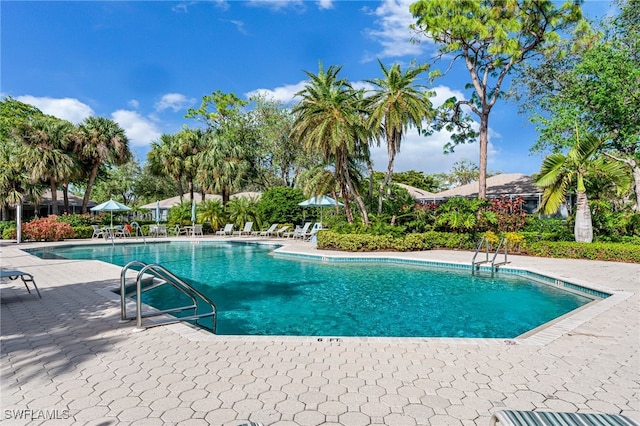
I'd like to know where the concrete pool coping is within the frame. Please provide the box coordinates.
[1,236,638,425]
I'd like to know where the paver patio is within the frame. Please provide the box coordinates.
[1,238,638,425]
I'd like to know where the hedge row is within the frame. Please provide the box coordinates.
[521,241,640,263]
[317,230,475,252]
[317,230,640,263]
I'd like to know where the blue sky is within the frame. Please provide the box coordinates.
[2,0,612,176]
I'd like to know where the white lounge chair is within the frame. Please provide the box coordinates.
[1,269,41,298]
[489,410,639,426]
[256,223,278,237]
[287,222,312,239]
[216,224,234,236]
[274,225,290,238]
[233,222,253,237]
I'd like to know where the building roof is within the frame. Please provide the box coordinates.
[24,190,96,207]
[140,192,262,210]
[433,173,542,199]
[394,183,438,201]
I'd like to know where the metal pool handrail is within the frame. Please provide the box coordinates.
[119,260,217,332]
[472,236,509,276]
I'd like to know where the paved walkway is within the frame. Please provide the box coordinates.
[1,237,638,425]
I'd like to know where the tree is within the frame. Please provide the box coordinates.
[91,159,141,206]
[365,60,433,214]
[410,0,584,198]
[535,132,630,242]
[0,97,49,218]
[74,117,131,213]
[291,63,370,224]
[523,0,640,210]
[13,116,76,215]
[197,198,226,230]
[147,133,186,200]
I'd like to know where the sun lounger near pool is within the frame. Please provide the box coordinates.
[1,269,41,298]
[489,410,639,426]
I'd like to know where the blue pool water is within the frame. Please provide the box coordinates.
[28,242,593,338]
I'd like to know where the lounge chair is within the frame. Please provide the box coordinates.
[233,222,253,237]
[1,269,41,298]
[255,223,278,237]
[286,222,311,239]
[192,224,204,237]
[216,224,234,236]
[489,410,639,426]
[274,225,289,238]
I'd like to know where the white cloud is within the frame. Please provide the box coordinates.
[247,0,304,11]
[317,0,334,10]
[128,99,140,109]
[229,19,248,34]
[154,93,196,112]
[15,95,94,124]
[365,0,430,60]
[245,81,308,104]
[111,110,162,148]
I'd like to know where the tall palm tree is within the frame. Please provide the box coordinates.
[74,117,131,213]
[148,133,186,200]
[365,61,433,214]
[291,63,370,225]
[535,132,630,242]
[197,132,251,206]
[13,117,75,215]
[176,128,206,202]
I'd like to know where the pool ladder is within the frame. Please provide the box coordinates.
[119,260,217,332]
[472,236,509,277]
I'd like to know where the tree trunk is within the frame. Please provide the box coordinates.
[342,161,369,226]
[378,148,396,215]
[82,163,100,213]
[478,112,489,199]
[62,183,70,214]
[49,178,59,216]
[188,180,194,202]
[630,160,640,212]
[574,190,593,243]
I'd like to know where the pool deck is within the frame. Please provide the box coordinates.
[1,236,638,425]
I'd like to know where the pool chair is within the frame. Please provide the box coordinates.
[286,222,311,239]
[489,410,639,426]
[91,225,107,239]
[174,224,189,236]
[192,224,204,237]
[274,225,289,238]
[233,222,253,237]
[216,223,234,236]
[255,223,278,237]
[1,269,41,298]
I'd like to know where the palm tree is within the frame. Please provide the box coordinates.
[291,63,370,225]
[535,132,630,242]
[226,197,260,228]
[148,133,186,200]
[13,117,76,215]
[74,117,131,213]
[197,198,226,230]
[365,60,433,214]
[197,132,250,206]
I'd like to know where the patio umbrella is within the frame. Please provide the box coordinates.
[155,200,160,225]
[298,195,344,225]
[91,199,132,228]
[191,199,197,225]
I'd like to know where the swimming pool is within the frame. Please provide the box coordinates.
[28,241,594,338]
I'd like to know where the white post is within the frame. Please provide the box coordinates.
[16,204,22,244]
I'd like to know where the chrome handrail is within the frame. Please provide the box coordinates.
[119,260,217,332]
[472,236,509,277]
[130,222,146,244]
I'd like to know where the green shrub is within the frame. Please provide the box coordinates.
[317,231,474,252]
[523,241,640,263]
[3,227,16,240]
[71,225,94,239]
[57,213,93,227]
[257,186,305,225]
